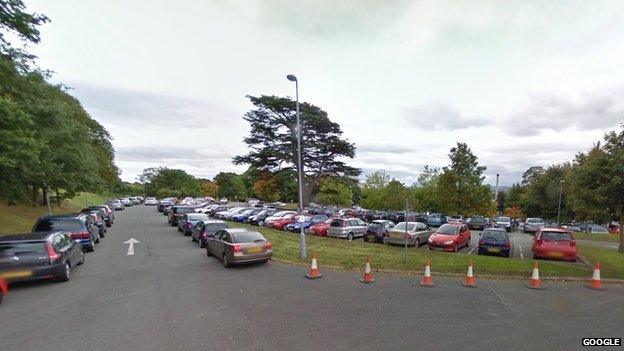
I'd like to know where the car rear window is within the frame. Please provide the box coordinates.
[205,223,228,232]
[368,222,383,229]
[0,242,46,256]
[330,219,344,227]
[393,222,416,231]
[187,214,208,221]
[483,230,507,242]
[233,231,266,243]
[436,224,459,235]
[34,218,84,232]
[176,207,195,214]
[471,215,484,221]
[541,231,572,241]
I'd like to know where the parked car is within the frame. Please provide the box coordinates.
[363,220,395,243]
[214,206,245,220]
[468,215,487,230]
[448,215,464,223]
[128,197,140,205]
[267,213,298,230]
[586,225,609,234]
[208,205,230,217]
[87,205,114,226]
[81,208,108,236]
[427,223,471,252]
[0,231,84,283]
[231,208,262,222]
[168,206,197,226]
[32,214,99,252]
[306,219,332,236]
[0,277,7,304]
[206,228,272,267]
[248,209,278,226]
[195,204,219,214]
[219,198,229,204]
[106,199,124,211]
[286,214,329,233]
[264,211,298,227]
[191,220,229,248]
[178,213,210,235]
[326,218,367,241]
[494,216,512,232]
[384,222,433,247]
[532,227,577,262]
[523,218,544,234]
[477,228,511,257]
[144,197,158,206]
[157,198,174,212]
[121,198,132,206]
[426,213,447,227]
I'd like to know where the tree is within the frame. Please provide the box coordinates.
[0,0,49,64]
[360,170,390,210]
[496,191,506,213]
[521,166,545,186]
[385,179,408,210]
[139,167,201,197]
[521,164,570,220]
[200,179,218,198]
[233,95,360,205]
[568,126,624,252]
[506,183,524,208]
[315,178,352,207]
[214,172,246,200]
[252,172,280,202]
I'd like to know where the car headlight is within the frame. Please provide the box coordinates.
[444,240,454,245]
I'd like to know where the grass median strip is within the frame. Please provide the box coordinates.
[572,232,620,243]
[226,221,592,279]
[577,244,624,280]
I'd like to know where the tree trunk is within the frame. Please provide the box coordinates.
[619,212,624,253]
[41,187,48,206]
[32,184,37,204]
[56,188,61,206]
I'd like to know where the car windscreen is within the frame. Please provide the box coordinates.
[527,219,543,223]
[176,207,195,214]
[205,223,228,233]
[34,218,84,232]
[233,231,265,243]
[497,217,511,222]
[0,242,46,257]
[187,214,208,221]
[541,231,572,241]
[482,230,507,242]
[436,225,458,235]
[393,222,416,231]
[471,215,484,221]
[429,214,441,219]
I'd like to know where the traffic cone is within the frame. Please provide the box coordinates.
[305,253,322,279]
[419,259,434,287]
[526,261,545,290]
[585,262,606,291]
[462,259,477,288]
[358,257,375,283]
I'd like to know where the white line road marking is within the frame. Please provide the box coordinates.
[468,243,477,254]
[519,245,524,259]
[124,237,140,255]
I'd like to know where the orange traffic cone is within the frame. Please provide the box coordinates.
[305,253,322,279]
[462,259,477,288]
[585,262,606,291]
[358,257,375,283]
[526,261,545,290]
[419,259,434,287]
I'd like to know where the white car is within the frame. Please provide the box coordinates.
[196,204,219,214]
[494,216,512,232]
[144,197,158,205]
[219,198,229,204]
[121,198,132,206]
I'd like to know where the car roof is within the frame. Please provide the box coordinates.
[484,227,507,232]
[39,214,83,219]
[225,228,261,234]
[539,227,570,233]
[0,231,61,241]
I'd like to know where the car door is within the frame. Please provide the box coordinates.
[208,230,222,255]
[461,225,470,246]
[356,219,367,236]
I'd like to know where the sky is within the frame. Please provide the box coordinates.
[25,0,624,185]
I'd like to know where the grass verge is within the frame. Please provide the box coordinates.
[577,244,624,280]
[0,192,108,234]
[226,221,594,279]
[573,232,620,243]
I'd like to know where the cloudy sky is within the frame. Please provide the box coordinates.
[27,0,624,185]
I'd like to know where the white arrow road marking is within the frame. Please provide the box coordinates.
[123,238,140,256]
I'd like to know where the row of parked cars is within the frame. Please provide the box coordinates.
[0,202,122,304]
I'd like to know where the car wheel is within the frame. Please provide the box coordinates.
[78,251,85,265]
[177,227,182,232]
[87,240,95,252]
[191,234,197,242]
[206,247,213,256]
[95,235,100,244]
[258,220,264,226]
[199,239,205,248]
[363,236,369,242]
[347,233,354,241]
[453,244,458,253]
[58,262,71,282]
[100,232,105,238]
[222,253,231,268]
[466,237,471,248]
[415,238,420,247]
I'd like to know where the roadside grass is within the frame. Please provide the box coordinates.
[577,244,624,280]
[226,221,593,279]
[0,192,108,234]
[573,232,620,243]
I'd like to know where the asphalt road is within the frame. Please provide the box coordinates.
[1,205,622,351]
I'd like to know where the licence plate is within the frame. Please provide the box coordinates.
[548,252,563,258]
[246,247,263,254]
[0,270,33,279]
[488,248,500,253]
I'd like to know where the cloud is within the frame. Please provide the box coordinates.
[402,103,490,130]
[358,144,413,154]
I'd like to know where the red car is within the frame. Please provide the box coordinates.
[267,214,298,230]
[0,277,7,304]
[306,219,332,236]
[532,227,577,262]
[427,223,471,252]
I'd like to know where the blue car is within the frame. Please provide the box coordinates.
[286,214,329,233]
[32,214,100,252]
[426,213,447,227]
[231,209,262,222]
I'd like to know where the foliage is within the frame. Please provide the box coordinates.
[504,206,524,219]
[139,167,201,198]
[0,0,49,64]
[315,177,352,207]
[252,174,280,202]
[360,170,390,210]
[214,172,246,200]
[200,179,218,198]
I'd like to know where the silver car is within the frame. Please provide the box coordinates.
[326,218,367,241]
[384,222,433,247]
[494,216,512,232]
[523,218,544,234]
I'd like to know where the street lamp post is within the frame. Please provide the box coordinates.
[557,180,564,225]
[287,74,307,259]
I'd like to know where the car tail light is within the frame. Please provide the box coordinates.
[264,242,273,250]
[570,240,576,246]
[504,240,510,247]
[231,244,241,253]
[536,238,542,245]
[70,231,90,240]
[200,231,207,238]
[479,239,484,245]
[45,242,60,264]
[185,222,192,228]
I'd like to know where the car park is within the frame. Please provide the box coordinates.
[326,218,367,241]
[468,215,486,230]
[214,206,245,220]
[363,220,395,243]
[426,213,447,227]
[477,228,511,257]
[231,208,262,222]
[177,213,210,235]
[0,231,84,283]
[286,214,329,233]
[208,205,231,217]
[168,206,197,226]
[427,223,471,252]
[206,228,272,267]
[248,209,278,226]
[532,227,577,262]
[306,219,332,236]
[191,220,229,247]
[144,197,158,206]
[494,216,512,232]
[32,214,99,252]
[448,215,464,223]
[523,217,544,234]
[384,222,433,247]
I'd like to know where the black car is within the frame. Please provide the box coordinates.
[469,215,487,230]
[247,209,277,226]
[168,206,196,226]
[191,220,229,248]
[32,214,100,252]
[0,231,84,283]
[363,220,395,243]
[477,228,511,257]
